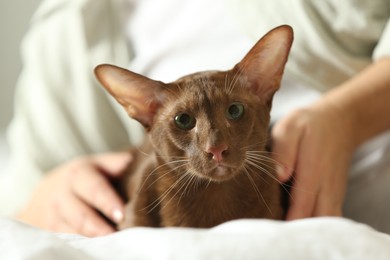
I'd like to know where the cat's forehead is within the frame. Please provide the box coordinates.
[175,70,222,83]
[171,70,235,102]
[160,70,257,118]
[172,70,243,97]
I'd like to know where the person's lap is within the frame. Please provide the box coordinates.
[344,130,390,233]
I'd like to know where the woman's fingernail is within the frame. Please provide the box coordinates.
[113,209,124,223]
[276,165,284,177]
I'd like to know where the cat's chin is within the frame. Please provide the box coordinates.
[206,165,237,182]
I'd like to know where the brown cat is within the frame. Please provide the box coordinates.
[95,25,293,228]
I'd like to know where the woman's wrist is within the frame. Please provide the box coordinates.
[311,98,358,153]
[313,58,390,149]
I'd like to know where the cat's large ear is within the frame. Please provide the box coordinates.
[234,25,293,106]
[95,64,166,129]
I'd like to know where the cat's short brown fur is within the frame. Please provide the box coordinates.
[95,25,293,228]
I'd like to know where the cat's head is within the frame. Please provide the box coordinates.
[95,25,293,182]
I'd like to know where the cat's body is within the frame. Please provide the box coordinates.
[116,71,284,228]
[96,25,294,228]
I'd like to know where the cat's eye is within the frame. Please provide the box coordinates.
[174,113,196,130]
[226,103,245,120]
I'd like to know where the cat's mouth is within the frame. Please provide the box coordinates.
[206,163,238,182]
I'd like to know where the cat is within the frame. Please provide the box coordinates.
[95,25,293,228]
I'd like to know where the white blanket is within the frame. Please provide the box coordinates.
[1,217,390,260]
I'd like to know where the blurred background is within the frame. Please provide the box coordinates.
[0,1,42,173]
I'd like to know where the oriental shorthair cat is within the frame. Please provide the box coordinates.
[95,25,293,228]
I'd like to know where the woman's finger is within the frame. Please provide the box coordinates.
[284,125,323,220]
[285,162,318,220]
[50,218,78,234]
[56,191,115,237]
[90,152,132,177]
[313,164,346,217]
[271,117,302,183]
[69,164,125,224]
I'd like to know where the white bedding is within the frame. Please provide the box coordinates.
[0,132,9,177]
[1,217,390,260]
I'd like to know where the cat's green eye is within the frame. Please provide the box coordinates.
[226,103,245,120]
[174,113,196,130]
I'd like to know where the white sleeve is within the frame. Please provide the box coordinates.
[374,19,390,60]
[0,0,141,216]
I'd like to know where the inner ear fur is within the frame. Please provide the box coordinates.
[234,25,294,104]
[95,64,167,129]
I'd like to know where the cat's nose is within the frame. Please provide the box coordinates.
[206,144,228,163]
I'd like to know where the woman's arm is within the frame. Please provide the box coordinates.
[323,58,390,146]
[3,0,134,236]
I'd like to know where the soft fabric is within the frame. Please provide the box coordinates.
[230,0,390,91]
[2,0,142,216]
[1,217,390,260]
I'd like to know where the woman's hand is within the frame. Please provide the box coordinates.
[16,152,132,237]
[272,58,390,220]
[271,101,355,220]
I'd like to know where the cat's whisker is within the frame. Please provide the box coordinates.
[177,172,197,206]
[246,155,280,168]
[196,175,204,192]
[161,83,182,99]
[144,172,189,213]
[227,70,240,95]
[226,71,235,94]
[153,159,189,172]
[246,151,276,157]
[188,168,203,193]
[134,146,154,158]
[183,173,194,197]
[245,152,299,184]
[248,153,313,197]
[140,160,189,194]
[245,158,285,187]
[239,140,270,151]
[161,172,194,211]
[245,148,272,154]
[225,72,237,96]
[245,158,297,201]
[246,152,295,177]
[134,146,187,161]
[244,162,270,186]
[205,178,212,189]
[182,171,196,197]
[246,151,300,183]
[138,159,188,190]
[227,56,253,94]
[154,154,187,160]
[243,166,273,217]
[246,152,284,168]
[245,158,295,207]
[246,148,289,159]
[224,72,229,93]
[174,83,183,92]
